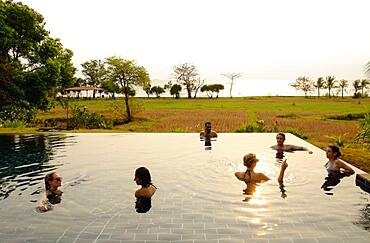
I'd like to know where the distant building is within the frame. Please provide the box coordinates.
[63,87,107,98]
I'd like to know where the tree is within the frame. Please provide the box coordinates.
[314,77,325,98]
[142,79,151,98]
[0,1,76,111]
[150,86,165,98]
[193,78,205,98]
[81,59,106,98]
[201,84,224,98]
[338,79,348,98]
[353,80,361,97]
[325,76,337,98]
[290,76,314,97]
[101,79,120,98]
[360,79,369,97]
[170,84,182,99]
[173,63,199,98]
[221,72,242,98]
[105,56,149,122]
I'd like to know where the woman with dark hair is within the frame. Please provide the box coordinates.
[134,167,157,213]
[38,172,63,212]
[324,145,354,176]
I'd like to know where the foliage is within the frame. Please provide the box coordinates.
[200,84,225,98]
[286,128,308,139]
[173,63,199,98]
[325,76,337,98]
[360,79,369,97]
[364,61,370,79]
[276,113,300,119]
[150,86,165,98]
[338,79,348,98]
[0,103,37,123]
[0,1,76,111]
[326,133,347,147]
[170,84,182,99]
[355,113,370,148]
[81,59,106,98]
[314,77,325,97]
[101,79,120,98]
[0,119,27,128]
[105,56,150,122]
[69,105,111,129]
[352,79,362,97]
[221,72,242,98]
[326,113,366,121]
[290,76,314,97]
[235,124,267,133]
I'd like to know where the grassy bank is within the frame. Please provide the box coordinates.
[2,96,370,172]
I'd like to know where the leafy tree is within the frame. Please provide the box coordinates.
[150,86,165,98]
[0,1,76,111]
[338,79,348,98]
[173,63,199,98]
[141,78,151,98]
[201,84,224,98]
[170,84,182,99]
[360,79,369,97]
[221,72,242,98]
[325,76,337,98]
[105,56,149,122]
[290,76,314,97]
[353,79,362,97]
[101,79,120,98]
[314,77,325,97]
[81,59,106,98]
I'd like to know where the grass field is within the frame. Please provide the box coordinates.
[3,96,370,172]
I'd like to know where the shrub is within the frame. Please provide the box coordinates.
[0,119,27,128]
[327,134,347,147]
[69,105,111,129]
[235,124,267,133]
[355,114,370,149]
[276,113,300,119]
[326,113,366,121]
[0,104,37,123]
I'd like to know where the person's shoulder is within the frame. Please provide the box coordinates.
[256,172,269,182]
[211,131,218,137]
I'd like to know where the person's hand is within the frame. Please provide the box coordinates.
[38,205,48,212]
[308,151,313,154]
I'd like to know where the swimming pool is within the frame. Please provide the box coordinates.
[0,133,369,242]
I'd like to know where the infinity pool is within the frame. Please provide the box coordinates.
[0,133,369,242]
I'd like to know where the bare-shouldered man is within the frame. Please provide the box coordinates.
[200,121,217,138]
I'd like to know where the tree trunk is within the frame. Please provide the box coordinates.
[317,88,320,98]
[341,89,344,98]
[186,86,192,98]
[230,81,234,98]
[328,87,331,98]
[124,92,131,122]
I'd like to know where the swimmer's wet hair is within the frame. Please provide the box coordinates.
[243,153,258,167]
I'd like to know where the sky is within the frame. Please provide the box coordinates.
[19,0,370,96]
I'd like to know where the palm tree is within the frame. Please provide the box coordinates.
[338,79,348,98]
[221,72,242,98]
[314,77,325,97]
[353,79,361,97]
[360,79,369,97]
[325,76,337,98]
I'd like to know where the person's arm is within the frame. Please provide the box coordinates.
[337,161,355,175]
[257,173,270,182]
[277,160,288,183]
[289,145,308,151]
[234,172,246,181]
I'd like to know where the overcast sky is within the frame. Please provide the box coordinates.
[19,0,370,96]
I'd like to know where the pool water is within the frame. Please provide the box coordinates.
[0,133,369,243]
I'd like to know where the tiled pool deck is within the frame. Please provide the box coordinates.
[0,133,369,243]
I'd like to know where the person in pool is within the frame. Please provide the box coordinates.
[200,122,218,138]
[271,132,312,153]
[38,172,63,212]
[134,167,157,213]
[235,153,288,199]
[324,145,354,177]
[321,145,354,194]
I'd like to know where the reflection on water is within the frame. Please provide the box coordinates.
[321,171,353,195]
[0,134,72,200]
